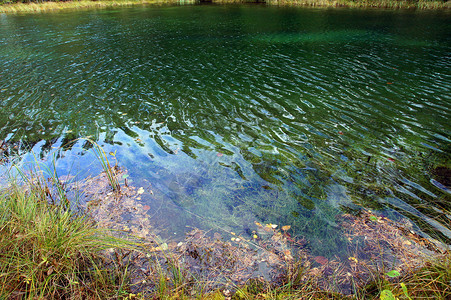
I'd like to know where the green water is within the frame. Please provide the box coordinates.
[0,5,450,256]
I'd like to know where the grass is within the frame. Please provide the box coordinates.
[0,153,449,298]
[84,138,121,192]
[0,0,181,13]
[264,0,450,9]
[0,0,449,13]
[0,169,133,298]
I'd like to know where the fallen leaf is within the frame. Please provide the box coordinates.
[137,187,144,195]
[348,257,358,263]
[309,267,321,276]
[159,243,169,251]
[386,270,400,277]
[217,152,223,157]
[282,225,291,231]
[338,131,344,135]
[255,222,262,227]
[266,223,277,229]
[143,205,150,211]
[313,256,328,265]
[380,290,395,300]
[47,266,54,276]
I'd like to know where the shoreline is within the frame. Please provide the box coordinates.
[1,165,449,298]
[0,0,449,14]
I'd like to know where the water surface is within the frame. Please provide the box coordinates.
[1,5,450,256]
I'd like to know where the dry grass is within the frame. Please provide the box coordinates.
[0,0,180,13]
[0,0,449,13]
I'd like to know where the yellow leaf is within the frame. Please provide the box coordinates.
[348,257,358,263]
[253,234,258,239]
[230,232,236,235]
[255,221,262,227]
[282,225,291,231]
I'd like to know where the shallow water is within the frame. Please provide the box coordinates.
[0,4,450,256]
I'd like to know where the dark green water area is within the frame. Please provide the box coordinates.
[0,4,450,257]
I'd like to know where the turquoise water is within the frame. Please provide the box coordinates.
[0,5,450,256]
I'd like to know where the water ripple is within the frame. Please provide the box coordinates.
[1,6,450,251]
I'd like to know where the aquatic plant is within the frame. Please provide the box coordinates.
[83,138,121,192]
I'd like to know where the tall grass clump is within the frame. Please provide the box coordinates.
[0,175,131,298]
[84,138,121,192]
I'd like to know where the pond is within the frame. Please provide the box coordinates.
[0,4,450,257]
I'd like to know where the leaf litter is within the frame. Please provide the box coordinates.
[64,167,449,296]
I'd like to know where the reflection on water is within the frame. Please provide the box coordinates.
[0,5,450,256]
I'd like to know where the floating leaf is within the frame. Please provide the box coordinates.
[386,270,400,278]
[137,187,144,195]
[282,225,291,231]
[253,234,258,239]
[369,216,378,222]
[255,222,262,227]
[338,131,344,135]
[217,152,223,157]
[143,205,150,211]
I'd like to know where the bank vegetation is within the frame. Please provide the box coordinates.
[0,156,449,299]
[0,0,449,13]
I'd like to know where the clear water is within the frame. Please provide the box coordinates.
[1,4,450,256]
